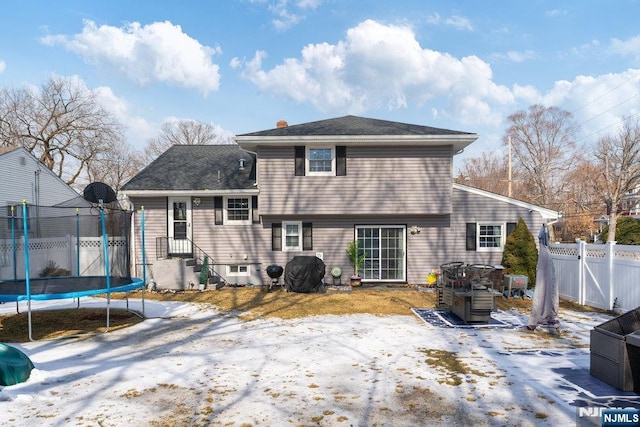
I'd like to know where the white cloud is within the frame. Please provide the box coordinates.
[546,9,568,17]
[0,59,5,73]
[263,0,322,31]
[238,19,512,127]
[270,1,303,31]
[491,50,537,63]
[609,36,640,64]
[504,69,640,147]
[427,13,473,31]
[296,0,321,9]
[40,20,221,96]
[443,15,473,31]
[90,83,156,149]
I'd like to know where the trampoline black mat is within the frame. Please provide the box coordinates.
[0,276,143,302]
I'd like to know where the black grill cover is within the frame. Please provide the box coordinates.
[284,256,325,293]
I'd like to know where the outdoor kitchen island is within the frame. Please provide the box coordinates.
[438,262,502,324]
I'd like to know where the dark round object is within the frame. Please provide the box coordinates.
[83,182,117,204]
[266,265,284,279]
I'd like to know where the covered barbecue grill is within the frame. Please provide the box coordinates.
[284,256,325,293]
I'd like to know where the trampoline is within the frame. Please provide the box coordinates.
[0,276,144,303]
[1,192,149,341]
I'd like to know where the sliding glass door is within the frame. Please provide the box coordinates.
[356,226,406,281]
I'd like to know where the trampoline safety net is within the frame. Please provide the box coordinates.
[0,203,133,282]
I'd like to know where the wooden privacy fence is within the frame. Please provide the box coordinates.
[0,236,128,280]
[549,240,640,312]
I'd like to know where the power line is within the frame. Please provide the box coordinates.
[568,69,640,144]
[571,69,640,115]
[576,110,640,143]
[577,91,640,127]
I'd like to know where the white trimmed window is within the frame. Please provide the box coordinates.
[282,221,302,251]
[224,197,251,224]
[478,223,504,251]
[227,265,249,276]
[306,147,334,175]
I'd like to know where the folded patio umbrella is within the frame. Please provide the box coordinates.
[527,224,561,330]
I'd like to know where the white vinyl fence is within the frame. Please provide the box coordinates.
[0,236,128,281]
[549,240,640,312]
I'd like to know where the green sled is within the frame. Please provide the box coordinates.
[0,343,35,386]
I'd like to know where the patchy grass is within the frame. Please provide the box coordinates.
[0,308,143,342]
[0,285,603,344]
[132,287,440,320]
[419,349,485,386]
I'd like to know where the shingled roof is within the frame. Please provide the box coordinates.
[237,115,475,137]
[122,145,256,192]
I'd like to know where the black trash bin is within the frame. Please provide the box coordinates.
[590,306,640,392]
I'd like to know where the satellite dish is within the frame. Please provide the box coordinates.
[83,182,117,204]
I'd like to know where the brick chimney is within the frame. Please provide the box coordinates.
[276,120,288,128]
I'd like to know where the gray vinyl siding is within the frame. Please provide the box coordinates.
[191,197,270,264]
[446,187,546,267]
[258,145,453,216]
[129,197,167,276]
[0,148,82,207]
[127,188,550,286]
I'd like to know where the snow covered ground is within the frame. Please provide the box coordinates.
[0,297,638,426]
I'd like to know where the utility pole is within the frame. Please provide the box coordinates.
[508,136,512,198]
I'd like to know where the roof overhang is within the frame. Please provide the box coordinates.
[234,134,479,153]
[121,189,258,197]
[453,183,561,221]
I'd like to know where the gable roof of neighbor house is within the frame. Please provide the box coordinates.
[0,146,90,207]
[121,144,256,194]
[235,115,479,152]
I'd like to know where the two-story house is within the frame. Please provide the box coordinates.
[121,115,559,289]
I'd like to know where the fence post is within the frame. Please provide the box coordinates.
[577,239,586,305]
[607,240,616,311]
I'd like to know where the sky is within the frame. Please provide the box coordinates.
[1,0,640,170]
[1,296,638,426]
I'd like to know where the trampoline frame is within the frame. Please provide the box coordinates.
[0,201,148,341]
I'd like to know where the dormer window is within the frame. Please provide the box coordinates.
[307,147,334,175]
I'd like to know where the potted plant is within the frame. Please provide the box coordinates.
[345,240,365,286]
[199,256,209,291]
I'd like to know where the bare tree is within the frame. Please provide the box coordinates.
[0,77,124,187]
[86,143,145,195]
[503,104,579,207]
[556,159,606,241]
[144,119,227,162]
[593,116,640,242]
[455,152,513,195]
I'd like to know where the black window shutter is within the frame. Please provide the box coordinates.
[252,196,259,224]
[506,222,516,237]
[294,146,305,176]
[302,222,313,250]
[466,223,477,251]
[214,197,223,225]
[336,146,346,176]
[272,223,282,251]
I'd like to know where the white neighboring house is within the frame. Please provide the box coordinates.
[620,186,640,218]
[0,146,88,210]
